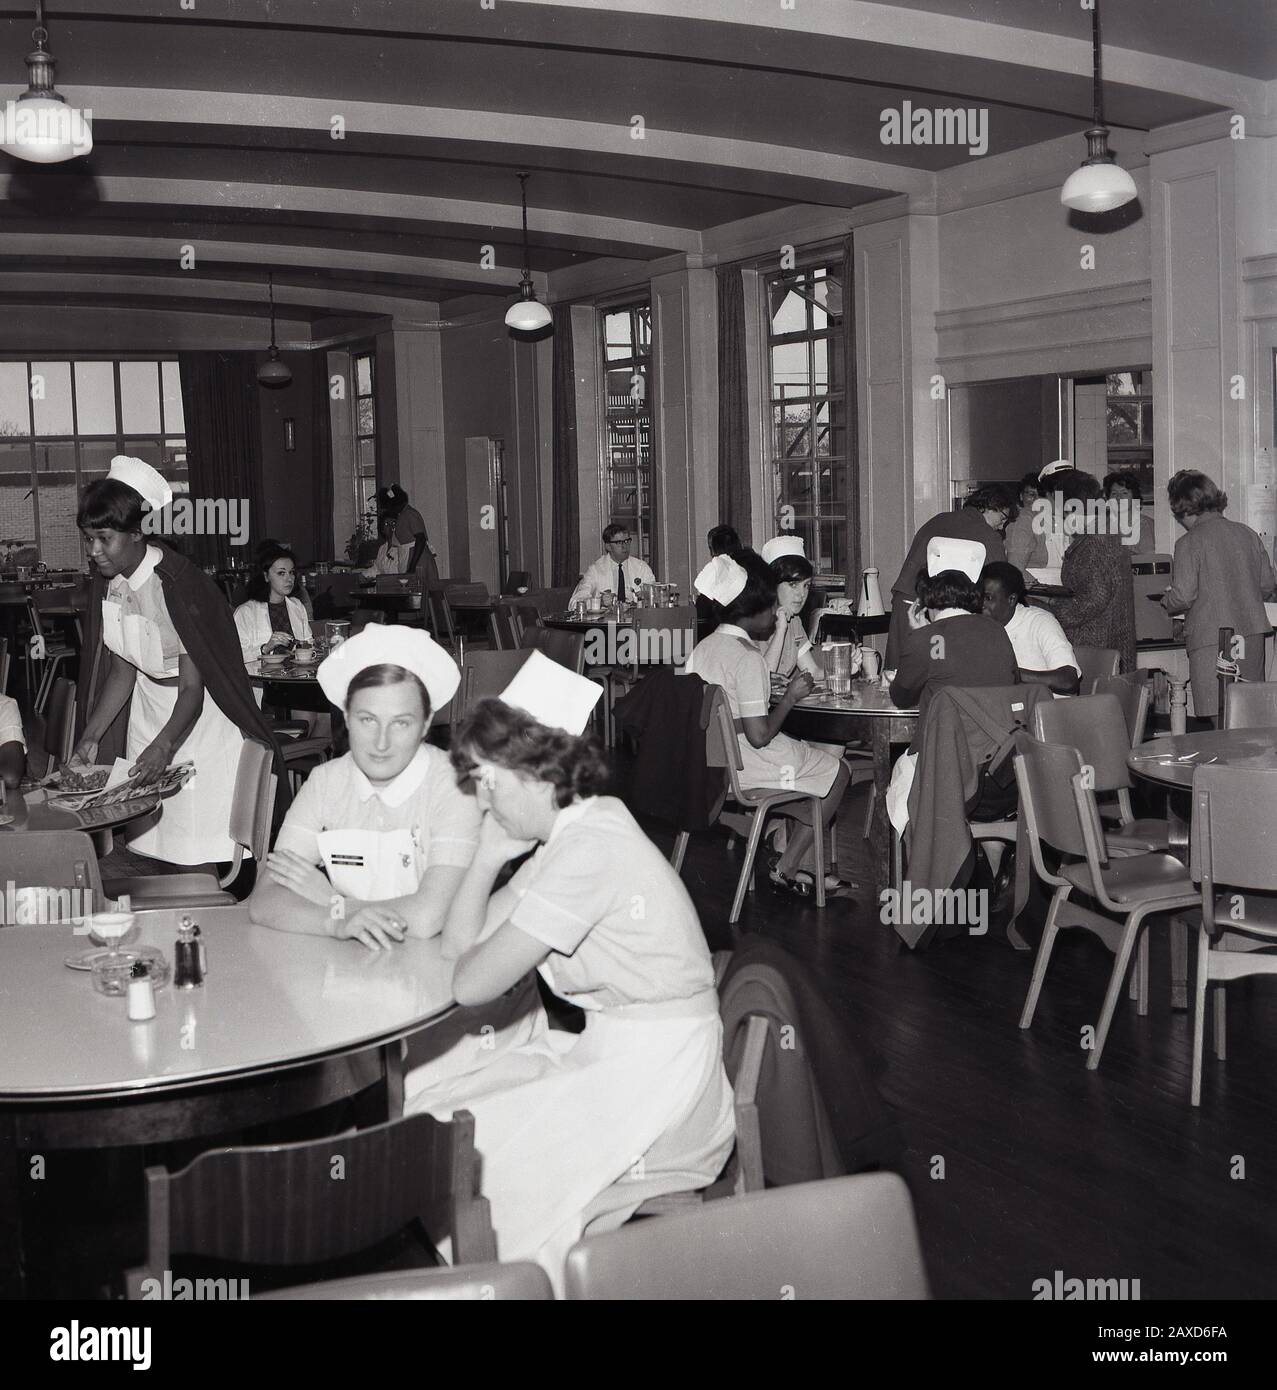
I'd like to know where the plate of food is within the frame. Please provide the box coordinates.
[52,763,113,793]
[49,763,194,811]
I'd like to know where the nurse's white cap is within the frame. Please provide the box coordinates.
[107,455,173,513]
[760,535,806,565]
[926,537,986,583]
[496,649,602,735]
[693,554,747,606]
[1038,459,1073,480]
[317,625,460,712]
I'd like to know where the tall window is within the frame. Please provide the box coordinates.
[1105,369,1154,499]
[766,264,851,577]
[601,303,654,567]
[353,349,378,520]
[0,359,186,569]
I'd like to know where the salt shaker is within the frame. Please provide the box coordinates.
[174,915,205,989]
[127,960,156,1021]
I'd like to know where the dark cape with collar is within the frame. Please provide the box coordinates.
[75,544,292,818]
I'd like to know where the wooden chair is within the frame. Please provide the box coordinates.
[124,1112,496,1298]
[565,1173,929,1300]
[705,687,828,922]
[103,739,276,908]
[0,829,104,923]
[255,1261,553,1301]
[1015,738,1198,1070]
[1188,765,1277,1106]
[1221,680,1277,731]
[1033,692,1170,856]
[454,649,533,724]
[1075,644,1121,692]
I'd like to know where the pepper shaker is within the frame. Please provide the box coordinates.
[174,915,205,989]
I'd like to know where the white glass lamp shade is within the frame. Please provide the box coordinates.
[505,291,552,333]
[1060,159,1137,213]
[1,93,92,163]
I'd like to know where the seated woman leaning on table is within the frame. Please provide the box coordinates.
[885,537,1018,835]
[759,534,823,681]
[72,456,288,869]
[401,650,733,1285]
[246,625,480,946]
[686,550,853,899]
[233,542,312,664]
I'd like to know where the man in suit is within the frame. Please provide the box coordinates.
[569,523,657,607]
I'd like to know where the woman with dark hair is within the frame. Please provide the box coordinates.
[686,550,852,897]
[1102,470,1154,554]
[759,535,823,680]
[1004,471,1048,572]
[1050,468,1137,673]
[1162,469,1276,719]
[72,457,287,867]
[232,542,312,663]
[375,483,440,586]
[248,625,479,945]
[401,650,732,1288]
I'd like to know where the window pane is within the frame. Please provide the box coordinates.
[356,396,375,437]
[818,519,847,577]
[33,439,76,477]
[79,439,115,480]
[355,354,373,398]
[37,468,82,570]
[164,438,188,468]
[1107,403,1139,444]
[31,361,73,436]
[122,438,163,466]
[604,310,632,361]
[0,439,31,475]
[770,287,806,337]
[0,442,36,561]
[632,306,651,358]
[0,363,30,437]
[120,361,162,435]
[771,342,809,398]
[74,361,116,435]
[1107,372,1137,396]
[357,438,376,474]
[161,361,185,435]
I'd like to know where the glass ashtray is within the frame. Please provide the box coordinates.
[89,947,172,996]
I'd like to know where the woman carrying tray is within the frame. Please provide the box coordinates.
[71,457,287,870]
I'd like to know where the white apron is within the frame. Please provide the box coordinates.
[404,989,734,1293]
[102,599,242,865]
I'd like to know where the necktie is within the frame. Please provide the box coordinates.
[616,562,625,597]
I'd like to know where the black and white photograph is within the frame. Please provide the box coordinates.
[0,0,1274,1352]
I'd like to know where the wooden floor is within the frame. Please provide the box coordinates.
[660,778,1277,1300]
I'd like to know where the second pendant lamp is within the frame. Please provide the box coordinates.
[1060,0,1137,214]
[257,270,293,389]
[505,173,553,333]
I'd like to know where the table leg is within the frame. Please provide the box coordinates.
[383,1041,405,1121]
[1171,917,1189,1011]
[0,1113,25,1298]
[867,723,894,891]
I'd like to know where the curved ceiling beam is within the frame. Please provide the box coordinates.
[55,176,700,256]
[0,232,545,293]
[64,88,937,198]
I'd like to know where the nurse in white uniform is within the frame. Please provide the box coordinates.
[72,458,245,866]
[405,651,735,1289]
[247,625,480,945]
[759,535,823,680]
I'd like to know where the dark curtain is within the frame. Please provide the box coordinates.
[841,235,860,592]
[309,350,334,563]
[550,304,580,587]
[178,352,265,569]
[716,264,750,532]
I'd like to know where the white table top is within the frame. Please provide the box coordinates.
[0,905,457,1100]
[790,683,919,717]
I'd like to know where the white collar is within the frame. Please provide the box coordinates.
[929,607,970,623]
[350,744,432,808]
[117,544,162,593]
[546,796,595,846]
[716,623,752,641]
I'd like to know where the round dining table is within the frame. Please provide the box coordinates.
[0,903,457,1296]
[247,656,333,715]
[2,783,164,837]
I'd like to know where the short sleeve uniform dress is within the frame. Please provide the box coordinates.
[687,623,838,795]
[403,796,735,1289]
[103,545,244,864]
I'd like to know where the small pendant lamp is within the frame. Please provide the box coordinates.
[505,173,553,333]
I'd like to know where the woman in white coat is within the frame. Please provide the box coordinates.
[233,543,312,663]
[405,650,735,1288]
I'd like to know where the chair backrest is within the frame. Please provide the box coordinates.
[1075,645,1120,690]
[43,676,77,769]
[520,625,585,675]
[564,1173,929,1300]
[707,685,748,800]
[1222,680,1277,731]
[227,739,278,875]
[126,1110,494,1297]
[1013,738,1093,866]
[1191,765,1277,901]
[424,586,456,645]
[1032,693,1132,793]
[629,606,697,672]
[0,829,103,923]
[0,633,9,695]
[457,649,532,723]
[442,580,490,606]
[254,1262,553,1301]
[491,600,525,651]
[1090,673,1152,747]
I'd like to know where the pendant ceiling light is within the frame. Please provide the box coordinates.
[1060,0,1137,214]
[257,271,293,389]
[0,1,93,164]
[505,172,553,334]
